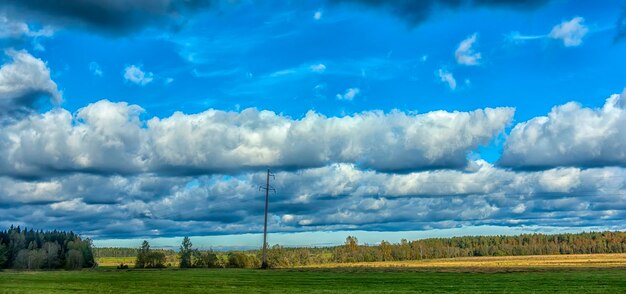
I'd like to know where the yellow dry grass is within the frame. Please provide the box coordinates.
[96,256,179,267]
[297,253,626,270]
[96,257,136,267]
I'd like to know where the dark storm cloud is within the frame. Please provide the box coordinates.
[616,3,626,42]
[2,161,624,239]
[330,0,550,25]
[0,0,215,34]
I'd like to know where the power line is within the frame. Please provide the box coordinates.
[259,168,275,269]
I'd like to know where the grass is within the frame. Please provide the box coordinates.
[2,267,626,293]
[3,254,626,293]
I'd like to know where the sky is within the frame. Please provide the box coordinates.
[1,0,626,249]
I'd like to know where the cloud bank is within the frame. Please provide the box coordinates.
[2,89,626,239]
[2,161,624,238]
[0,99,514,178]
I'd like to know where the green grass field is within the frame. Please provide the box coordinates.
[1,267,626,293]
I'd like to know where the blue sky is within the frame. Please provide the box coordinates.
[1,0,626,248]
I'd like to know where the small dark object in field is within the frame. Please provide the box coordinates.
[117,263,129,269]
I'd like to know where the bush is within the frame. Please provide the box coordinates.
[228,252,260,268]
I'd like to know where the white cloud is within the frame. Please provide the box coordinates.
[506,31,545,44]
[500,91,626,169]
[336,87,360,100]
[268,69,296,78]
[0,49,61,114]
[0,100,514,177]
[512,204,526,214]
[314,10,322,20]
[455,33,481,65]
[124,65,153,85]
[0,14,54,39]
[310,63,326,73]
[0,100,146,177]
[549,16,589,47]
[89,62,102,77]
[298,219,313,226]
[437,68,456,90]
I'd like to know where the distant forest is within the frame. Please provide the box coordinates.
[263,231,626,267]
[94,247,175,258]
[5,227,626,270]
[0,226,95,270]
[95,231,626,269]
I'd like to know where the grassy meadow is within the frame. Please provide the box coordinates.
[1,267,626,293]
[1,254,626,293]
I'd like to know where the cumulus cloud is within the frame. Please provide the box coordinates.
[1,161,625,238]
[124,65,153,85]
[548,16,589,47]
[0,99,514,178]
[141,103,512,173]
[0,0,216,35]
[455,33,481,65]
[508,16,593,47]
[0,100,146,178]
[500,91,626,169]
[437,68,456,90]
[336,87,360,100]
[331,0,550,25]
[0,49,61,116]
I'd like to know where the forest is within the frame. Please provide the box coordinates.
[4,227,626,270]
[103,231,626,269]
[0,226,95,270]
[260,231,626,267]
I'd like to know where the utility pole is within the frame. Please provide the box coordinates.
[259,168,275,269]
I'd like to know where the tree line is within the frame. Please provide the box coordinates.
[313,231,626,266]
[124,231,626,269]
[0,226,95,270]
[9,228,626,270]
[133,237,260,269]
[94,247,175,258]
